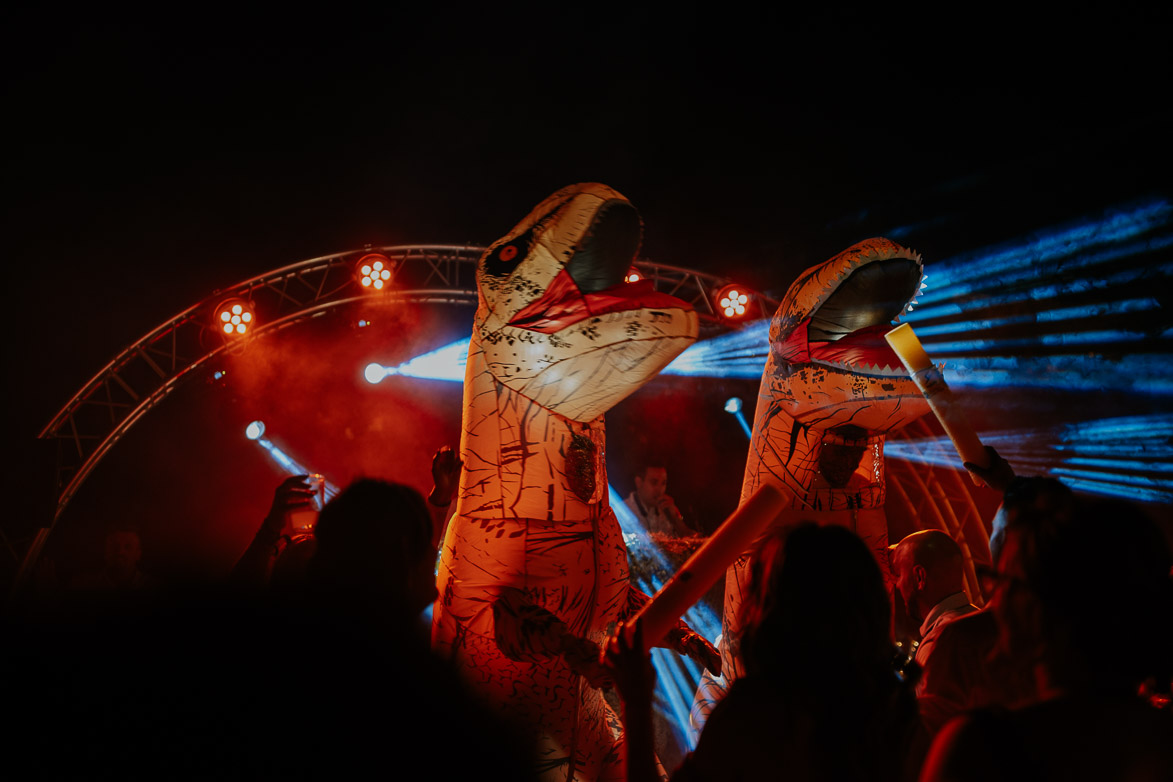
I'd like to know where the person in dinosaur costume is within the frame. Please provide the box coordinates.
[432,183,718,782]
[692,237,933,728]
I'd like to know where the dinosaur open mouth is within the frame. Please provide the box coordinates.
[777,257,922,374]
[564,199,641,293]
[506,199,690,333]
[506,270,688,333]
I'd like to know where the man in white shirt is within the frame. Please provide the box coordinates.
[889,529,979,680]
[624,464,693,538]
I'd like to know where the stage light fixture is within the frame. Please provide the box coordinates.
[715,284,752,321]
[357,253,394,291]
[245,420,265,440]
[214,298,255,337]
[364,362,388,385]
[625,268,642,283]
[723,397,752,439]
[363,339,471,384]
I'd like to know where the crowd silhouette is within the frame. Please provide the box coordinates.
[3,445,1170,781]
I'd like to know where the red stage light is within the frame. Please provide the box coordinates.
[715,283,753,321]
[625,268,642,283]
[214,298,255,337]
[357,253,394,291]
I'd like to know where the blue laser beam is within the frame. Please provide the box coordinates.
[914,198,1172,301]
[364,338,470,384]
[611,484,728,751]
[611,485,722,643]
[245,421,340,506]
[662,320,771,378]
[885,415,1173,504]
[354,199,1172,404]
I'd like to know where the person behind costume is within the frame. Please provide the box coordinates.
[625,463,693,539]
[614,523,922,782]
[920,499,1173,781]
[889,529,979,675]
[915,471,1075,736]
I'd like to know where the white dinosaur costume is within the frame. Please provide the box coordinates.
[693,237,932,725]
[432,184,699,781]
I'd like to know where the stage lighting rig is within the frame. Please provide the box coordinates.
[715,284,753,321]
[357,253,394,291]
[215,298,255,337]
[625,268,642,283]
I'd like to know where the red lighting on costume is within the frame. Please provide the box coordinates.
[357,253,394,291]
[214,298,255,337]
[715,284,752,321]
[625,268,642,283]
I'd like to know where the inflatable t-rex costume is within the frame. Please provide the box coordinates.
[432,184,707,781]
[693,237,932,723]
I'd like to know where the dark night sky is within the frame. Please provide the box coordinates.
[4,8,1170,555]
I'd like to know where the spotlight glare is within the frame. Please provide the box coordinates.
[242,312,252,322]
[364,362,386,384]
[223,323,233,334]
[373,279,384,290]
[236,324,246,334]
[373,260,384,271]
[232,304,242,315]
[220,311,230,322]
[724,397,742,414]
[366,338,470,383]
[245,421,265,440]
[361,277,372,287]
[625,268,642,283]
[380,269,391,280]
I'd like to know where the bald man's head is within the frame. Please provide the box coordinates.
[890,529,966,625]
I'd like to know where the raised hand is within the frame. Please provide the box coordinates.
[263,475,315,535]
[963,446,1016,493]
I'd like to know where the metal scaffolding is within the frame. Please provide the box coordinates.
[17,245,776,584]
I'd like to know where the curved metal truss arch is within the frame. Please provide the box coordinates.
[36,244,778,536]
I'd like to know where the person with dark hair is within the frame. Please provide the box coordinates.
[230,446,461,591]
[305,477,438,624]
[274,478,536,779]
[614,523,921,781]
[625,463,693,538]
[921,499,1173,780]
[70,527,156,593]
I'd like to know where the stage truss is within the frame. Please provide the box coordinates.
[19,244,992,606]
[16,246,780,585]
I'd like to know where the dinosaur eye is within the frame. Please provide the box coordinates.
[483,230,533,277]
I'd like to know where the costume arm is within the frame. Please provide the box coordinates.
[492,587,614,687]
[623,588,723,675]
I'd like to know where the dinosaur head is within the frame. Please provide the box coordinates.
[767,237,929,431]
[474,183,698,422]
